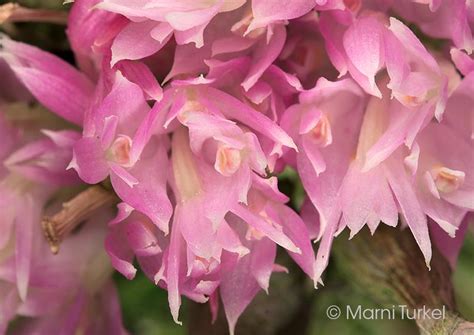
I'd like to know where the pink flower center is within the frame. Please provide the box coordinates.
[108,135,132,166]
[215,146,242,176]
[431,167,465,193]
[310,115,332,147]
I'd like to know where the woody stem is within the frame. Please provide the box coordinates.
[333,225,473,335]
[42,185,119,254]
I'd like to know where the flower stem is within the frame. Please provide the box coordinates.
[42,185,118,254]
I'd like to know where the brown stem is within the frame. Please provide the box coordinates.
[333,225,473,335]
[0,3,68,25]
[42,185,119,254]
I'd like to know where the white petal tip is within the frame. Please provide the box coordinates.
[291,246,302,255]
[66,158,77,171]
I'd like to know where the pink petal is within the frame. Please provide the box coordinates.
[388,17,440,74]
[217,220,249,257]
[111,21,170,66]
[167,213,183,325]
[109,202,134,226]
[15,195,36,301]
[165,3,221,31]
[110,140,172,234]
[450,48,474,76]
[313,213,339,286]
[125,220,162,257]
[343,16,384,94]
[250,238,277,293]
[177,203,218,260]
[249,0,316,31]
[117,60,163,101]
[1,37,94,125]
[206,87,297,151]
[301,136,327,176]
[242,25,286,91]
[231,204,300,253]
[9,67,90,125]
[71,137,109,184]
[385,156,432,267]
[278,205,317,281]
[430,214,470,269]
[105,227,137,280]
[220,253,260,335]
[340,163,398,237]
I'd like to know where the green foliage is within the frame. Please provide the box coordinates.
[114,271,186,335]
[454,232,474,321]
[278,166,305,211]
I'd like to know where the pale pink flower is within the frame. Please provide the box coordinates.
[281,77,367,282]
[96,0,246,65]
[0,129,79,305]
[95,0,320,67]
[409,77,474,241]
[103,76,316,331]
[0,112,125,334]
[284,70,473,281]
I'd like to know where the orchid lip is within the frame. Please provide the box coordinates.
[106,135,133,167]
[177,100,206,124]
[309,114,332,147]
[215,146,242,176]
[430,166,465,194]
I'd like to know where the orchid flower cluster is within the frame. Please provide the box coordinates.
[0,0,473,333]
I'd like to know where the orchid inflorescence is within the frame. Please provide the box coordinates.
[0,0,472,334]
